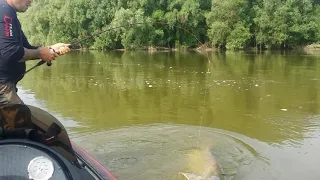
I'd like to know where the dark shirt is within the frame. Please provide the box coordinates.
[0,0,38,84]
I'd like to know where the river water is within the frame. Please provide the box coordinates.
[18,50,320,180]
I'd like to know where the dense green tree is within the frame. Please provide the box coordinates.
[18,0,320,50]
[206,0,250,49]
[253,0,317,49]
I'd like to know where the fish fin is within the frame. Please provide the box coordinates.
[179,172,221,180]
[179,172,202,180]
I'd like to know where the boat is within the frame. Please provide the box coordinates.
[0,103,117,180]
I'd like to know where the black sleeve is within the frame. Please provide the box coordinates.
[0,5,24,62]
[22,31,39,49]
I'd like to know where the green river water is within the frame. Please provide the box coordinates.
[18,50,320,180]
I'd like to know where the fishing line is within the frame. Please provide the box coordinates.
[26,21,212,139]
[24,21,213,174]
[19,18,243,179]
[24,20,212,139]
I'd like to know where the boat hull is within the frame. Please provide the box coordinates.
[71,141,117,180]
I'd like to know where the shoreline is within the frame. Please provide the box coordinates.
[303,43,320,50]
[71,44,320,53]
[71,45,218,52]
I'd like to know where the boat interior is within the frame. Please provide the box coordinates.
[0,104,107,180]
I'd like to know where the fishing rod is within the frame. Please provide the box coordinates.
[24,21,206,74]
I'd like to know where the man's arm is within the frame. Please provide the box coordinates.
[22,47,40,61]
[21,30,41,60]
[20,31,59,61]
[21,47,58,62]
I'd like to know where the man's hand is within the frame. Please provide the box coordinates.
[50,43,71,55]
[39,47,59,62]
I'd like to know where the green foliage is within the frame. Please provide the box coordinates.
[206,0,250,49]
[18,0,320,50]
[253,0,317,49]
[315,5,320,42]
[226,23,251,50]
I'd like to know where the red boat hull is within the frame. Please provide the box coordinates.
[71,141,117,180]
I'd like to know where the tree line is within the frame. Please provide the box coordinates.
[18,0,320,50]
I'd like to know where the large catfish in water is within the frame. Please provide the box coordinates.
[179,148,225,180]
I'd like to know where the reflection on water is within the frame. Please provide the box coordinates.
[18,50,320,179]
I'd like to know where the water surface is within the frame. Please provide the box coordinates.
[18,50,320,179]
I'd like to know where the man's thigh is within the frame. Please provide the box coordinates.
[0,83,24,104]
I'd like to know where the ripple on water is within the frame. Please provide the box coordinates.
[72,124,269,180]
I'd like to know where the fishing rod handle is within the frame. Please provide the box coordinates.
[37,60,51,66]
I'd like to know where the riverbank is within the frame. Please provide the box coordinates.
[304,43,320,50]
[71,43,320,53]
[71,45,217,52]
